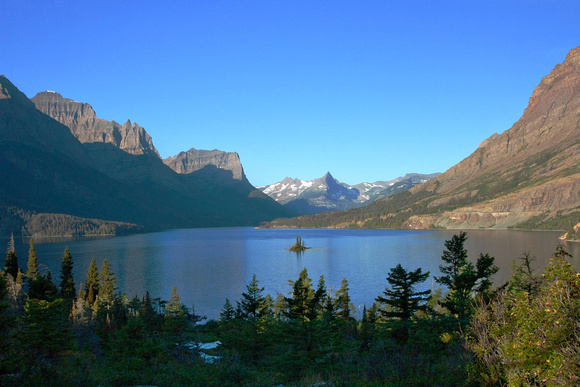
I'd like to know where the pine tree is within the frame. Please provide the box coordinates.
[165,286,183,318]
[285,268,316,320]
[435,231,469,288]
[4,234,18,280]
[26,238,39,280]
[85,258,99,305]
[435,232,498,320]
[335,278,352,320]
[96,259,117,307]
[237,274,267,319]
[28,273,59,301]
[309,275,327,319]
[220,298,236,321]
[7,233,14,253]
[59,247,75,299]
[19,298,72,360]
[376,264,431,320]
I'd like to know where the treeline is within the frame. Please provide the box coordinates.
[0,206,142,237]
[0,233,578,385]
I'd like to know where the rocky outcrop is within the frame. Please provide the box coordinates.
[163,148,247,181]
[31,91,160,157]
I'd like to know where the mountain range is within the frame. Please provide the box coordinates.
[263,47,580,231]
[258,172,439,215]
[0,78,291,237]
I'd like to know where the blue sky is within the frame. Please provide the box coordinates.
[2,1,579,187]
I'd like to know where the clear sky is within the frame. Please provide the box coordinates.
[2,1,579,187]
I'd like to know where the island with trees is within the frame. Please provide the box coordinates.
[287,235,310,252]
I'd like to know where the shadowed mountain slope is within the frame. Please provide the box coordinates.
[1,76,291,236]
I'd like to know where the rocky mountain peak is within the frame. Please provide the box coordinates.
[31,91,160,158]
[163,148,247,181]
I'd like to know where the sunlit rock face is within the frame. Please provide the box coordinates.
[163,148,247,181]
[32,91,160,158]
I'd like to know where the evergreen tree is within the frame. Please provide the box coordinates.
[376,264,431,320]
[140,291,158,328]
[335,277,352,320]
[164,286,183,318]
[28,273,59,301]
[26,238,39,280]
[435,232,498,320]
[7,233,14,253]
[96,259,117,307]
[0,271,12,373]
[19,298,72,360]
[4,251,19,280]
[309,275,327,319]
[220,298,236,321]
[508,252,541,298]
[84,257,99,304]
[285,268,316,320]
[59,247,75,299]
[237,274,267,319]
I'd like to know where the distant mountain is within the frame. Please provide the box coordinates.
[1,76,291,237]
[258,172,439,215]
[263,47,580,230]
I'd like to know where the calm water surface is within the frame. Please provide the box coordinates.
[9,228,580,320]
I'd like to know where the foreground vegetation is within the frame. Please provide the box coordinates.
[0,233,578,386]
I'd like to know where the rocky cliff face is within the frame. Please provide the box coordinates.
[31,91,160,157]
[163,148,247,181]
[264,47,580,230]
[401,46,580,229]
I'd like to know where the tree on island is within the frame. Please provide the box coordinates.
[288,236,310,252]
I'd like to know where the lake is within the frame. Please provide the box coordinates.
[8,228,580,320]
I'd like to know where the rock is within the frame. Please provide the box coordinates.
[31,91,160,158]
[163,148,247,181]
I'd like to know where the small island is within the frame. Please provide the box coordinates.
[288,236,310,252]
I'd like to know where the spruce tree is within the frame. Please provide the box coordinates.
[96,259,117,307]
[165,286,183,318]
[285,268,315,320]
[335,278,352,320]
[435,232,498,320]
[309,275,327,319]
[84,258,99,304]
[59,247,75,299]
[26,238,39,280]
[237,274,267,319]
[220,298,236,321]
[4,234,18,280]
[7,233,14,253]
[4,251,19,280]
[28,273,59,301]
[376,264,431,320]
